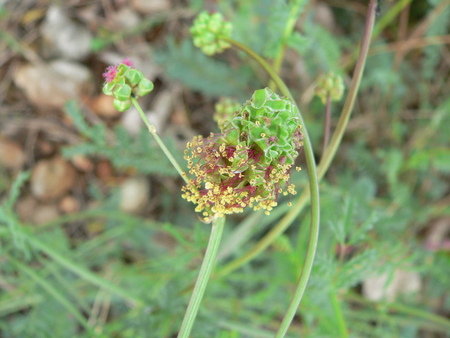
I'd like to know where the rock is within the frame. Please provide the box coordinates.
[0,137,25,170]
[146,89,175,132]
[131,0,170,14]
[71,155,94,172]
[88,94,120,118]
[96,160,114,183]
[31,157,76,201]
[363,269,422,302]
[16,195,61,225]
[36,139,56,157]
[121,106,143,135]
[119,176,150,214]
[112,7,140,29]
[33,204,61,225]
[16,195,38,223]
[41,6,92,61]
[59,195,80,214]
[13,60,92,109]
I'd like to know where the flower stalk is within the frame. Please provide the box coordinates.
[215,0,378,282]
[177,216,225,338]
[222,36,321,335]
[101,58,188,184]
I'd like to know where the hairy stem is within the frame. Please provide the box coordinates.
[177,216,225,337]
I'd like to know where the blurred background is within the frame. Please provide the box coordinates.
[0,0,449,337]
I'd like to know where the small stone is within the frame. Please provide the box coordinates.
[16,195,38,223]
[119,176,150,214]
[363,269,422,302]
[131,0,170,14]
[96,160,114,183]
[33,204,61,225]
[37,140,56,157]
[13,60,92,109]
[41,6,92,61]
[59,195,80,214]
[16,195,61,225]
[0,137,25,170]
[31,157,76,201]
[88,94,120,118]
[71,155,94,172]
[121,106,143,135]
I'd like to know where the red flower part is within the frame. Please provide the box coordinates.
[121,57,134,67]
[102,65,117,83]
[102,58,135,83]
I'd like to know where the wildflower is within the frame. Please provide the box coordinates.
[190,11,232,55]
[102,58,154,112]
[314,72,345,104]
[182,88,303,223]
[102,57,134,83]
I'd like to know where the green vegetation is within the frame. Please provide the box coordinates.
[1,0,449,336]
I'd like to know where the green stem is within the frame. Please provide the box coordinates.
[322,94,332,155]
[178,216,225,337]
[330,292,349,338]
[216,0,376,281]
[131,97,189,184]
[224,35,321,336]
[269,0,303,90]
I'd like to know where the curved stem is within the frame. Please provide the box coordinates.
[177,216,225,338]
[216,0,376,281]
[224,35,321,335]
[131,97,189,184]
[269,0,303,90]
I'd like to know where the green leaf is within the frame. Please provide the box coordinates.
[286,31,311,55]
[155,38,256,99]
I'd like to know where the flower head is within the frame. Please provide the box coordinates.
[190,11,233,55]
[101,58,154,111]
[315,72,345,104]
[182,88,303,222]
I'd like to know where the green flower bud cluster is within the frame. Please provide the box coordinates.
[182,88,303,222]
[213,97,240,130]
[102,61,154,112]
[190,11,232,55]
[222,88,303,166]
[314,72,345,104]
